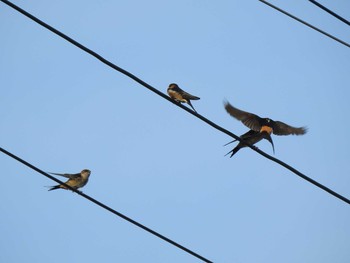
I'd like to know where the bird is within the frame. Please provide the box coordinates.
[167,83,200,112]
[224,101,307,136]
[224,101,307,156]
[48,169,91,191]
[224,129,275,157]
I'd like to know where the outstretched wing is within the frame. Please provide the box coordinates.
[49,172,81,179]
[273,121,307,136]
[224,101,262,131]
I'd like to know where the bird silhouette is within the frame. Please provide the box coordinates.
[224,101,307,135]
[224,129,274,157]
[224,101,307,156]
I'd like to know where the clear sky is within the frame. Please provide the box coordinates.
[1,1,350,262]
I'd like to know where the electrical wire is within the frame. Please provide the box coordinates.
[259,0,350,48]
[0,147,213,263]
[309,0,350,27]
[1,0,350,205]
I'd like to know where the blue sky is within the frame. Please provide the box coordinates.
[1,0,350,262]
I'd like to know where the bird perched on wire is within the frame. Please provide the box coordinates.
[224,129,275,157]
[224,100,307,156]
[167,83,200,112]
[48,169,91,192]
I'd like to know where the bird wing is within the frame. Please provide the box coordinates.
[224,130,259,146]
[181,91,200,100]
[169,84,185,94]
[224,101,262,131]
[273,121,307,135]
[240,129,260,139]
[49,172,81,179]
[176,88,199,100]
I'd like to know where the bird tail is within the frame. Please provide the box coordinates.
[225,146,241,158]
[223,139,237,146]
[187,101,198,113]
[48,185,61,191]
[263,133,275,154]
[189,95,200,100]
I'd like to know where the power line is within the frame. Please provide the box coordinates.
[1,0,349,206]
[0,147,213,263]
[309,0,350,27]
[259,0,350,48]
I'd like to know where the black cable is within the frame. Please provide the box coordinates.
[0,147,213,263]
[309,0,350,27]
[259,0,350,48]
[1,1,350,205]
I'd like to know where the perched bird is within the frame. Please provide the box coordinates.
[224,101,307,156]
[224,129,275,157]
[48,169,91,191]
[167,83,200,112]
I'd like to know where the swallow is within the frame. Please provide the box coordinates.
[48,169,91,191]
[167,83,200,112]
[224,101,307,136]
[224,129,275,157]
[224,101,307,156]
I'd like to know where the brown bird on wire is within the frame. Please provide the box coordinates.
[48,169,91,192]
[167,83,200,112]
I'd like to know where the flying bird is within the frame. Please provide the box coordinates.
[224,101,307,136]
[48,169,91,191]
[224,101,307,156]
[167,83,200,112]
[224,129,275,157]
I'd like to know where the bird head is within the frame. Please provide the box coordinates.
[81,169,91,177]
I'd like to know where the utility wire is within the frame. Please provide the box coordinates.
[309,0,350,27]
[1,0,350,205]
[259,0,350,48]
[0,147,213,263]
